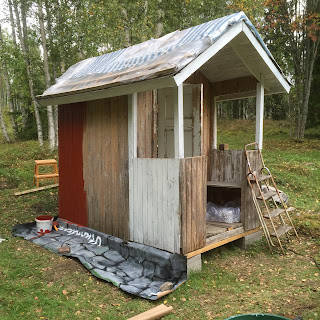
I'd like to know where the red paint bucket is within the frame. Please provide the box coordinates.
[35,215,53,234]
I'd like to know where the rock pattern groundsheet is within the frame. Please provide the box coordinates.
[12,218,187,300]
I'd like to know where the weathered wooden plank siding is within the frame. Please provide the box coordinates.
[58,103,87,226]
[185,71,211,179]
[210,149,243,184]
[130,158,180,253]
[137,91,157,158]
[209,149,261,231]
[180,156,207,254]
[242,150,261,230]
[82,96,129,239]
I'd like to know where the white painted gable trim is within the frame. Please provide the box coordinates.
[241,23,291,93]
[173,22,243,86]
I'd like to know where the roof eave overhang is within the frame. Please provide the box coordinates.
[36,75,177,107]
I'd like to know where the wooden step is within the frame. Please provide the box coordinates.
[270,225,292,237]
[250,174,271,182]
[257,190,277,200]
[35,173,59,179]
[34,159,57,165]
[264,208,284,219]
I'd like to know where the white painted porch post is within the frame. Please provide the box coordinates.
[174,84,184,158]
[212,96,217,150]
[255,81,264,149]
[128,93,138,158]
[128,93,137,241]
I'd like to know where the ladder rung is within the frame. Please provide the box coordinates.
[264,208,284,219]
[257,190,277,200]
[250,174,271,182]
[270,225,292,237]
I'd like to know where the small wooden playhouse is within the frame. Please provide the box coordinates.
[37,12,290,264]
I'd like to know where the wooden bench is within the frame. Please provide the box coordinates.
[34,159,59,188]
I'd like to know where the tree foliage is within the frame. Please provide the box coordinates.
[263,0,320,139]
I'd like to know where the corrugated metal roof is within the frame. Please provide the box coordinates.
[41,12,280,97]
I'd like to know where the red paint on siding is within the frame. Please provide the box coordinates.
[58,103,87,226]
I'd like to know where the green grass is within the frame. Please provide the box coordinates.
[0,120,320,320]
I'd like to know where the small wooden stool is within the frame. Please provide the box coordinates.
[34,159,59,188]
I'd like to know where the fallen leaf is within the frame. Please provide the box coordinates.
[34,296,39,300]
[62,290,68,295]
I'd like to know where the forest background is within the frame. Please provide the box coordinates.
[0,0,319,149]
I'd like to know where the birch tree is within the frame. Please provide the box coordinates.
[0,76,11,143]
[0,24,17,132]
[38,0,55,150]
[14,0,44,147]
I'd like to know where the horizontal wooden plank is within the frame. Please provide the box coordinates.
[15,183,59,196]
[128,304,173,320]
[270,225,292,237]
[186,227,261,258]
[206,221,243,229]
[34,173,59,179]
[257,190,277,200]
[34,159,57,164]
[207,181,241,188]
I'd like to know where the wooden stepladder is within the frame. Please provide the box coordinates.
[244,142,300,254]
[34,159,59,188]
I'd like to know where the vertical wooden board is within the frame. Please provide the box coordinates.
[145,91,153,158]
[137,91,154,158]
[191,85,202,157]
[145,159,153,245]
[180,159,187,253]
[197,156,206,249]
[137,92,146,158]
[164,159,173,251]
[138,158,145,244]
[202,156,207,245]
[152,90,158,158]
[191,158,198,250]
[59,103,87,226]
[131,158,138,241]
[157,89,166,158]
[161,159,168,250]
[172,159,181,253]
[185,158,192,253]
[154,158,163,248]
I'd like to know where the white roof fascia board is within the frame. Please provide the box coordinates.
[37,76,176,106]
[173,22,243,86]
[241,23,291,93]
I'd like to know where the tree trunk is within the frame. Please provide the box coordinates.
[38,0,55,150]
[8,0,17,47]
[0,103,11,143]
[155,3,164,38]
[121,8,131,47]
[15,1,44,146]
[0,24,17,131]
[299,39,319,139]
